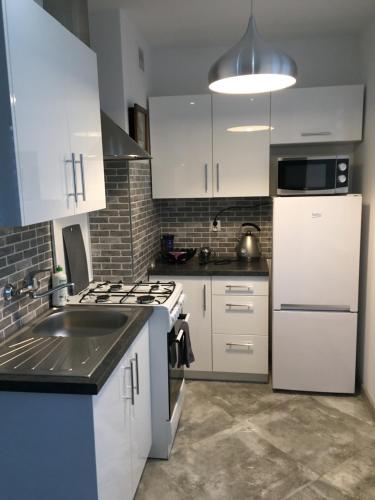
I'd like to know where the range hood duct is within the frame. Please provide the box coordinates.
[101,112,151,160]
[43,0,151,161]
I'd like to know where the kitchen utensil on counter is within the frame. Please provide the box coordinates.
[62,224,90,293]
[161,234,174,252]
[199,247,212,265]
[236,223,261,261]
[161,248,197,264]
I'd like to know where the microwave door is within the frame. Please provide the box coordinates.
[277,158,337,195]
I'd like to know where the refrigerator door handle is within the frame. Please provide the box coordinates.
[280,304,352,312]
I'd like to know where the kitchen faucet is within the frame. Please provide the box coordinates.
[3,269,75,301]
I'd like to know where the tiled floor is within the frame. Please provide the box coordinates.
[136,381,375,500]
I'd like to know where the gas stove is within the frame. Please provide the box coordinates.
[67,280,185,328]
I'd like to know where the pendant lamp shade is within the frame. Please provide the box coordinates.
[208,16,297,94]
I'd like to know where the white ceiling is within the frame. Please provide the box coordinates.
[88,0,375,48]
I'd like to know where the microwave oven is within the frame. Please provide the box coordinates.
[277,156,350,196]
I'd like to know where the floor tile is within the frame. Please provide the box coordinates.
[312,394,375,426]
[247,396,375,475]
[286,480,355,499]
[320,445,375,499]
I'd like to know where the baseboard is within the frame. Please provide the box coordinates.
[362,385,375,421]
[184,370,268,383]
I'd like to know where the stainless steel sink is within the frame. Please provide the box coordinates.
[32,308,128,338]
[0,306,141,377]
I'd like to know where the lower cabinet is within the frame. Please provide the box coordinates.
[152,276,212,372]
[0,323,151,500]
[93,322,151,500]
[152,274,269,380]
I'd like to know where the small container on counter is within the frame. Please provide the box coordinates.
[52,265,68,307]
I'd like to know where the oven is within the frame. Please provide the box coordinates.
[277,156,350,195]
[168,313,190,419]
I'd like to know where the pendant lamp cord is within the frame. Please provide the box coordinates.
[251,0,254,17]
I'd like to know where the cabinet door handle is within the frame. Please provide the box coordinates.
[216,163,220,192]
[133,353,140,395]
[66,153,78,203]
[226,303,254,310]
[124,364,135,405]
[226,342,254,349]
[204,163,208,192]
[203,284,207,312]
[300,131,332,137]
[76,154,86,201]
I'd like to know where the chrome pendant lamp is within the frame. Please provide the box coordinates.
[208,0,297,94]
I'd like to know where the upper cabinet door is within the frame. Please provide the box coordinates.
[212,94,270,198]
[149,95,212,198]
[271,85,364,144]
[64,34,106,215]
[3,0,75,224]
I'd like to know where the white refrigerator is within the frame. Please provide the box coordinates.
[272,195,362,393]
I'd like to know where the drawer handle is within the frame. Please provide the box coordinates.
[300,131,332,137]
[226,342,254,349]
[226,303,254,311]
[225,285,254,292]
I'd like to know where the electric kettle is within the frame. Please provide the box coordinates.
[236,223,261,261]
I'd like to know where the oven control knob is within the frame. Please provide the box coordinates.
[338,162,348,172]
[338,174,347,184]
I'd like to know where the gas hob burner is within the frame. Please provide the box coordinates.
[150,284,159,291]
[137,295,155,305]
[109,284,122,292]
[96,294,111,303]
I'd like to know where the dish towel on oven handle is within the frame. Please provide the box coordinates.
[177,320,195,368]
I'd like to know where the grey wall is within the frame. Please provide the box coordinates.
[353,17,375,407]
[90,161,160,282]
[0,222,53,342]
[149,35,362,96]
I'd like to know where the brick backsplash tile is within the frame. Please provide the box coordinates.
[0,222,53,342]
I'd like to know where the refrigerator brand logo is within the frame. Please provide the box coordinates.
[311,212,322,218]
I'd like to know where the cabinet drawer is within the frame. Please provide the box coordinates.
[212,296,268,335]
[212,277,268,296]
[213,334,268,374]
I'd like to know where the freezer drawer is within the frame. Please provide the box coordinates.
[212,295,268,335]
[213,334,268,374]
[272,310,357,393]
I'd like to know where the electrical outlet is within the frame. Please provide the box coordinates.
[211,220,221,232]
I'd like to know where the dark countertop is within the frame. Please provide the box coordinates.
[149,256,269,277]
[0,306,153,396]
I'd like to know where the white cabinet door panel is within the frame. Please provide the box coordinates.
[129,324,152,497]
[150,95,212,198]
[4,0,74,223]
[212,276,269,296]
[65,35,105,214]
[93,350,132,500]
[152,275,212,372]
[213,334,268,374]
[212,94,270,197]
[212,295,268,335]
[271,85,364,144]
[272,310,357,393]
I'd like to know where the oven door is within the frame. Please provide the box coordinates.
[168,313,189,419]
[277,157,337,195]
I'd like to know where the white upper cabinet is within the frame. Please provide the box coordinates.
[0,0,105,226]
[149,95,212,198]
[271,85,364,145]
[64,30,106,215]
[212,94,270,197]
